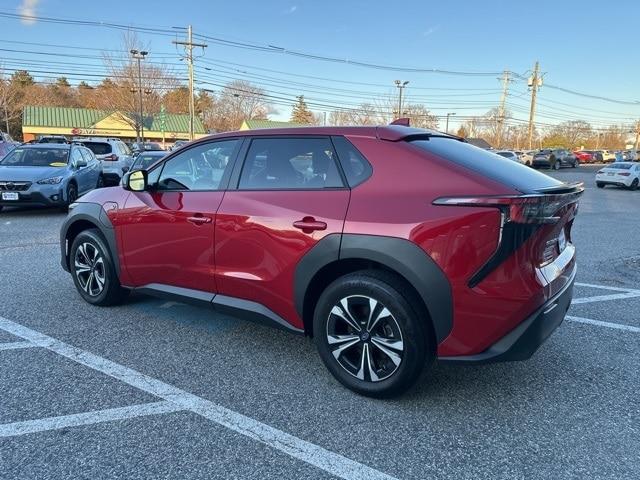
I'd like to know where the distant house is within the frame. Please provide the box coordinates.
[466,137,493,149]
[21,106,207,143]
[240,119,306,130]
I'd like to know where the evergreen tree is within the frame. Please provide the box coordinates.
[290,95,314,124]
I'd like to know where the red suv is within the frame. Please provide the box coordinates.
[60,126,582,397]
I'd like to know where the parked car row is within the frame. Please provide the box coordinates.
[0,140,168,212]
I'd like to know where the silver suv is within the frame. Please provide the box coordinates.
[74,137,133,186]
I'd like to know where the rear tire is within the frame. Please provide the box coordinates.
[630,178,639,191]
[313,271,433,398]
[70,229,128,306]
[553,162,560,170]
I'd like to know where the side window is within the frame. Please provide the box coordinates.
[331,136,372,187]
[238,137,343,190]
[71,148,84,166]
[80,148,95,163]
[156,139,238,191]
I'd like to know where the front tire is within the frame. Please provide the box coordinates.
[596,182,605,188]
[313,271,433,398]
[96,175,105,189]
[62,182,78,212]
[70,229,128,306]
[553,162,560,170]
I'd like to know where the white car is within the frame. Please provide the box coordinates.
[495,150,524,164]
[595,162,640,190]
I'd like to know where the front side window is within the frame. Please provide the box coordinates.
[239,137,343,190]
[156,139,238,191]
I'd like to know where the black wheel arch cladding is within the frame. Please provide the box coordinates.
[60,202,120,276]
[295,233,453,343]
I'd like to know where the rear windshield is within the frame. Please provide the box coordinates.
[606,163,632,169]
[496,152,514,158]
[132,153,164,170]
[0,148,69,167]
[80,142,112,155]
[409,137,562,193]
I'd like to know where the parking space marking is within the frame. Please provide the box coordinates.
[0,401,183,438]
[567,316,640,333]
[0,316,397,480]
[575,282,640,294]
[572,292,640,304]
[0,341,36,351]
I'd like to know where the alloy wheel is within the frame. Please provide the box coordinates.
[326,295,404,382]
[74,242,106,297]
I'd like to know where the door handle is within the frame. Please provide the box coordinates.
[187,215,212,225]
[293,217,327,233]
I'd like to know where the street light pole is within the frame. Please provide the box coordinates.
[394,80,409,118]
[130,49,148,143]
[445,112,456,134]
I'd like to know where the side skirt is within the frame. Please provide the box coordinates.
[132,284,304,335]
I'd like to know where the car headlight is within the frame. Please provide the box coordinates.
[37,175,64,185]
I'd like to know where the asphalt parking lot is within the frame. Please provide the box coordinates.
[0,164,638,480]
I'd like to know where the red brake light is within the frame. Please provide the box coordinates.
[105,153,118,161]
[619,172,631,176]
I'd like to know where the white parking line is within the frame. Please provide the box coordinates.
[575,282,640,294]
[0,401,183,438]
[0,341,36,351]
[572,292,640,304]
[567,316,640,333]
[0,316,397,480]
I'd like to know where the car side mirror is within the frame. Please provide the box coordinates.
[75,159,87,169]
[124,170,148,192]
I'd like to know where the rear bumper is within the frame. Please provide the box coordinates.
[439,265,575,364]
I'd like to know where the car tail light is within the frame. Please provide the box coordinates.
[618,172,631,176]
[434,183,583,286]
[433,183,584,225]
[105,154,118,161]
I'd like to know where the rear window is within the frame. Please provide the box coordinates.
[81,142,112,155]
[606,163,632,170]
[409,137,562,193]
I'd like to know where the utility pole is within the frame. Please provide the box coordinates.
[130,49,148,143]
[527,61,542,150]
[634,120,640,152]
[173,26,207,141]
[445,112,456,134]
[496,70,510,148]
[394,80,409,118]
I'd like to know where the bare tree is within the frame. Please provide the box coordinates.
[100,32,178,139]
[208,80,274,132]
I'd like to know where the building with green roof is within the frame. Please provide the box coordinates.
[22,106,207,144]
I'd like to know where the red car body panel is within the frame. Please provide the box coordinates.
[117,190,223,292]
[574,151,593,163]
[215,190,350,330]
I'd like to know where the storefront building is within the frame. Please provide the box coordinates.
[22,106,207,146]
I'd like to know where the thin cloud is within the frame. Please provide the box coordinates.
[423,25,440,37]
[283,5,298,15]
[19,0,40,25]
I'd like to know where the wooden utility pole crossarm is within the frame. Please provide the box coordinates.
[173,26,207,141]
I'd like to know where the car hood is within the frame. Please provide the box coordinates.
[0,165,68,181]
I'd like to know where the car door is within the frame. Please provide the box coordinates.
[79,147,99,190]
[119,138,241,293]
[69,148,89,193]
[214,136,350,330]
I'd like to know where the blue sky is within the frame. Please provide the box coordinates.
[2,0,640,129]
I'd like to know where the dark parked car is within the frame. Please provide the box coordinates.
[60,126,583,397]
[38,135,69,144]
[0,143,102,211]
[532,149,578,169]
[128,150,167,171]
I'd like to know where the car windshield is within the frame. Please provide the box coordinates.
[80,142,112,155]
[132,153,163,170]
[0,147,69,167]
[497,152,513,158]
